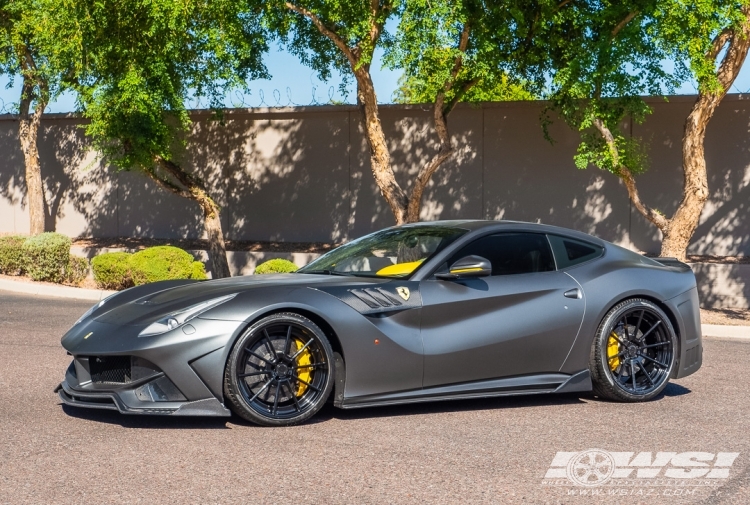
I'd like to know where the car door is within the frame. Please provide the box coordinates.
[419,232,585,388]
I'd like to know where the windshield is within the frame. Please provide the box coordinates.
[299,226,468,278]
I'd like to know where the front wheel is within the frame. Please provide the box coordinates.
[224,313,334,426]
[590,298,677,402]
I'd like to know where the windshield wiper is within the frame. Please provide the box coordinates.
[300,269,352,276]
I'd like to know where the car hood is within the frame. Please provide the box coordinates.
[90,273,385,327]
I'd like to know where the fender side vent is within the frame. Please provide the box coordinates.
[348,289,381,308]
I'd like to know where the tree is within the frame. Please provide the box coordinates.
[654,1,750,259]
[387,0,539,221]
[262,1,413,223]
[546,0,750,261]
[52,0,268,277]
[0,1,59,235]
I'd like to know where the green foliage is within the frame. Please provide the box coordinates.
[261,1,398,85]
[254,258,298,274]
[92,247,206,289]
[46,0,268,174]
[387,0,541,108]
[129,246,206,286]
[539,1,682,176]
[191,260,207,280]
[543,1,749,177]
[0,0,71,112]
[654,1,750,95]
[0,235,27,275]
[394,73,535,104]
[21,232,71,283]
[64,255,89,286]
[92,252,133,290]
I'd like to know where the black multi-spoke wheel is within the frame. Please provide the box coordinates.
[590,298,677,402]
[224,313,334,426]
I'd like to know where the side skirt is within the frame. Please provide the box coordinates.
[338,370,591,410]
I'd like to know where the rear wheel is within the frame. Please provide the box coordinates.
[590,298,677,402]
[224,312,334,426]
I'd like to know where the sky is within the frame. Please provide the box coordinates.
[4,43,750,114]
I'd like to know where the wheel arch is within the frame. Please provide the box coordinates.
[596,294,682,379]
[606,294,681,339]
[239,306,345,363]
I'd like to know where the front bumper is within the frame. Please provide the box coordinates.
[58,317,244,417]
[56,360,231,417]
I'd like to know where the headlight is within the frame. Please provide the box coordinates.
[74,293,117,325]
[138,294,237,337]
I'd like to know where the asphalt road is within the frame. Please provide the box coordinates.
[0,291,748,505]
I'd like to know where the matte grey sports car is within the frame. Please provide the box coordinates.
[57,220,703,426]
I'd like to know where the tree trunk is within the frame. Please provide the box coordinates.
[660,11,750,260]
[18,72,47,235]
[405,95,454,223]
[354,69,409,224]
[198,198,231,279]
[154,158,231,278]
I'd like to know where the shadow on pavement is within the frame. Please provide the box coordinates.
[321,392,589,422]
[61,404,230,429]
[60,385,691,428]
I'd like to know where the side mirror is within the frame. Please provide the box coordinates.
[435,255,492,280]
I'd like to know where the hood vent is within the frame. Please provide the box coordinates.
[349,288,403,309]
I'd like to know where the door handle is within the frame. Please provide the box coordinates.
[564,288,582,299]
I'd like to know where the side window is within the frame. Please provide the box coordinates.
[446,233,555,276]
[547,235,604,269]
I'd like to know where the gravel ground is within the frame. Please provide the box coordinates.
[701,309,750,326]
[0,292,748,505]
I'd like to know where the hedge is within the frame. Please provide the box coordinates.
[21,233,72,283]
[129,246,206,285]
[92,246,206,289]
[255,258,298,274]
[0,235,27,275]
[92,252,133,290]
[64,255,90,286]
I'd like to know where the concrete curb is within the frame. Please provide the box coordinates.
[701,324,750,340]
[0,278,116,301]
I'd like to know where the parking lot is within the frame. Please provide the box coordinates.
[0,291,748,504]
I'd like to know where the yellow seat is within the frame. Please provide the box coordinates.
[376,259,424,277]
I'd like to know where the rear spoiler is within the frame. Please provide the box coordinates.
[653,257,693,272]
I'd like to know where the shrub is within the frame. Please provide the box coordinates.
[191,260,207,280]
[64,255,90,286]
[254,258,298,274]
[129,246,206,285]
[92,252,134,290]
[0,235,26,275]
[21,233,72,283]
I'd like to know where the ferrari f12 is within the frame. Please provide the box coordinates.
[57,221,702,426]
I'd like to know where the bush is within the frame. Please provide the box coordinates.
[191,260,207,280]
[129,246,206,285]
[21,233,72,282]
[64,255,90,286]
[254,258,298,274]
[92,252,133,290]
[0,235,27,275]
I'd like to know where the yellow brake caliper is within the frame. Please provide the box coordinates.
[607,331,621,371]
[294,339,313,397]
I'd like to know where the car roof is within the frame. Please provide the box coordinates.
[399,219,606,245]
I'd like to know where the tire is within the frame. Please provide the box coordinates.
[224,312,335,426]
[589,298,677,402]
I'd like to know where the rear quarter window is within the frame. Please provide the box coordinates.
[547,235,604,269]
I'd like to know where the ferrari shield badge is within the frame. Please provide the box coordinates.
[396,287,410,301]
